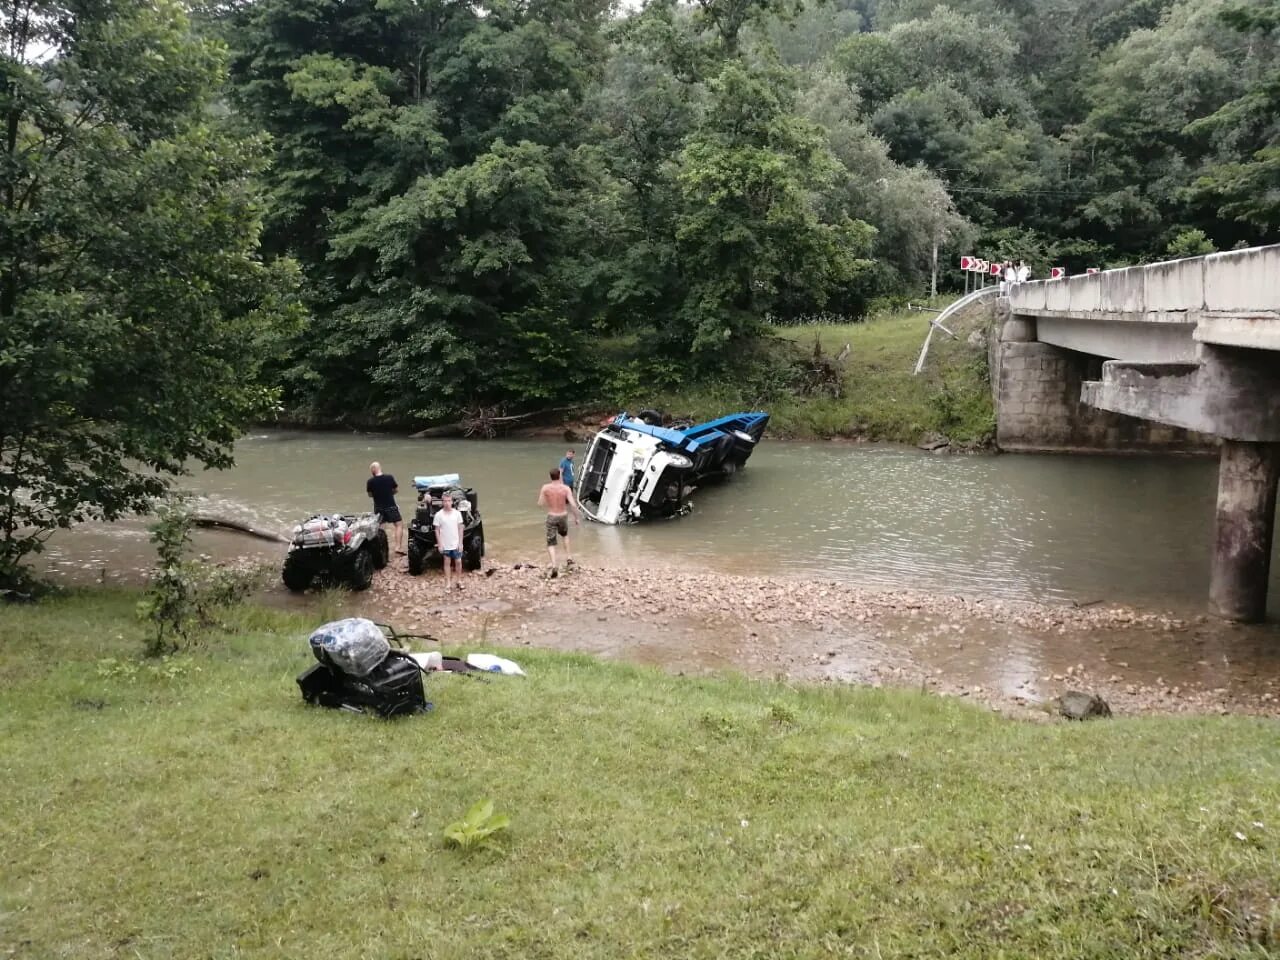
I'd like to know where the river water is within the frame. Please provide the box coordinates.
[42,430,1280,618]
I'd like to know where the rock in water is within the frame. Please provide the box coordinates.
[1056,690,1112,721]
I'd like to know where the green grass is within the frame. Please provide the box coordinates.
[3,593,1278,958]
[643,302,996,445]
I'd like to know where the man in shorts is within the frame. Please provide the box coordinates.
[537,467,580,578]
[433,490,465,593]
[366,461,403,554]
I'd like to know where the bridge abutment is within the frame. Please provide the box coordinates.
[1209,441,1279,623]
[991,310,1212,453]
[1002,244,1279,620]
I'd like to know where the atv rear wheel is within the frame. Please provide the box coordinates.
[371,529,390,569]
[347,548,374,591]
[281,553,313,593]
[407,539,426,576]
[463,533,484,572]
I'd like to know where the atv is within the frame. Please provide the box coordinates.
[281,512,389,592]
[406,474,485,575]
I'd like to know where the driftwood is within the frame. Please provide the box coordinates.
[193,515,289,543]
[409,403,601,440]
[408,423,466,439]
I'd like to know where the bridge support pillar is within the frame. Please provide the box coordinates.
[1209,440,1280,622]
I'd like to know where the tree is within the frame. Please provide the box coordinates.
[671,63,874,348]
[799,69,971,295]
[1066,0,1253,253]
[1189,0,1280,232]
[228,0,616,423]
[0,0,300,588]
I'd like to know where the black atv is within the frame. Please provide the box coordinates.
[406,480,485,575]
[281,512,389,592]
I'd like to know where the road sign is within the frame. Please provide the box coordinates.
[1050,267,1065,280]
[960,255,974,270]
[1086,267,1100,275]
[989,262,1001,276]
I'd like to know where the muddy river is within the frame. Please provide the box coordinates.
[43,429,1280,617]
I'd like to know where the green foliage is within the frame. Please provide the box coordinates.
[1166,228,1217,258]
[5,593,1280,957]
[96,656,199,684]
[443,799,511,853]
[1187,0,1280,231]
[673,63,875,354]
[0,0,300,588]
[136,497,264,656]
[229,0,615,425]
[766,698,798,726]
[208,0,1280,428]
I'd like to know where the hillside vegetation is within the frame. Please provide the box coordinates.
[648,302,995,445]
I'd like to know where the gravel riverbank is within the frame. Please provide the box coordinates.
[355,556,1280,720]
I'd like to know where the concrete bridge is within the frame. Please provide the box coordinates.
[998,244,1280,622]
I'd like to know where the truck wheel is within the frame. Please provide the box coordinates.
[638,408,663,426]
[281,553,313,592]
[407,540,426,576]
[371,529,389,569]
[347,549,374,591]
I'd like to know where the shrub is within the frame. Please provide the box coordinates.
[136,497,266,656]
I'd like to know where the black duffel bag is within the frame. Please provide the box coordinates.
[298,648,429,718]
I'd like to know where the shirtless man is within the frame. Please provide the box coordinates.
[537,467,581,578]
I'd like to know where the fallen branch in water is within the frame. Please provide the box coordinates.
[192,516,289,543]
[409,403,603,440]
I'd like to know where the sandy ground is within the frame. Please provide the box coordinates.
[346,552,1280,721]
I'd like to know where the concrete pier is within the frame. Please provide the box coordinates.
[1209,441,1280,622]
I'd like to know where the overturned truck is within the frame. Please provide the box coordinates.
[576,411,769,523]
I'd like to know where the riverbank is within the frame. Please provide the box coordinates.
[357,560,1280,719]
[276,302,997,448]
[3,592,1277,957]
[644,302,995,446]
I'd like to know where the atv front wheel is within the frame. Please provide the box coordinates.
[371,529,390,569]
[347,548,374,591]
[407,539,426,576]
[282,553,313,593]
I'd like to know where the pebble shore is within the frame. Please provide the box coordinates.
[362,557,1280,720]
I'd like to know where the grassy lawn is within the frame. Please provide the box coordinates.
[648,302,996,445]
[3,592,1278,958]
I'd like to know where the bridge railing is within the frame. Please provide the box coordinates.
[1008,243,1280,321]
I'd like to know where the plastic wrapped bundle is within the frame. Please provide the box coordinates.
[308,618,390,677]
[293,515,348,548]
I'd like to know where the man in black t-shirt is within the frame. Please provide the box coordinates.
[366,461,404,554]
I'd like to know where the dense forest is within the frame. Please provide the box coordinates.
[216,0,1280,425]
[7,0,1280,426]
[2,0,1278,582]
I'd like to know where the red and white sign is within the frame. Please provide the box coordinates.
[990,263,1001,276]
[960,256,975,271]
[1086,267,1100,275]
[1050,267,1065,280]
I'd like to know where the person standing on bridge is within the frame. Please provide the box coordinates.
[1016,260,1031,284]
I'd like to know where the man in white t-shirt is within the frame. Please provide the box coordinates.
[433,491,465,593]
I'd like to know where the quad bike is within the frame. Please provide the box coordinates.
[281,512,389,592]
[406,477,485,575]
